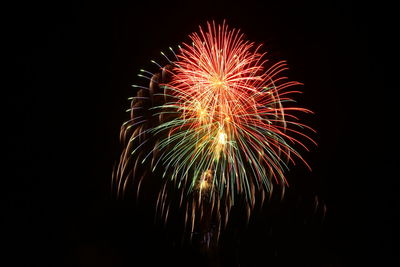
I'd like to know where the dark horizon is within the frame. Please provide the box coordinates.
[5,1,395,266]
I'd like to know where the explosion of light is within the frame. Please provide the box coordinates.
[114,21,315,244]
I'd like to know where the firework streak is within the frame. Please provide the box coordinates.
[114,21,315,244]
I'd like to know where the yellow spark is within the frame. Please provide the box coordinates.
[218,131,227,145]
[199,170,212,190]
[199,179,208,190]
[210,77,226,89]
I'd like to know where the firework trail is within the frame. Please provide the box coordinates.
[114,21,315,246]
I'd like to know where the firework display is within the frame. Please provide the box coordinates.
[114,21,315,245]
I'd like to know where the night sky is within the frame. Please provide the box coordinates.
[5,1,396,266]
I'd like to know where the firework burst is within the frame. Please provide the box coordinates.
[114,21,315,245]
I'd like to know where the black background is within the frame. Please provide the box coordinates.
[5,1,396,266]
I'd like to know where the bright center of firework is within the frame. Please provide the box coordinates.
[211,77,226,89]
